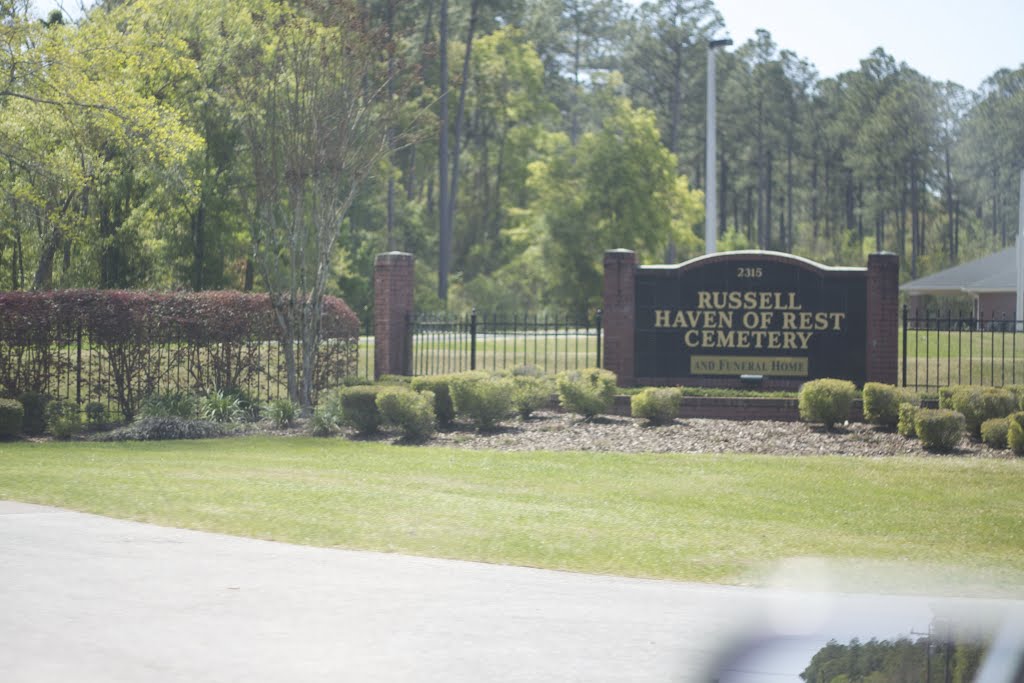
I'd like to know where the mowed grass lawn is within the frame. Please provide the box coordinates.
[1,437,1022,590]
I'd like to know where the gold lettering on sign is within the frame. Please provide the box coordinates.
[653,288,848,358]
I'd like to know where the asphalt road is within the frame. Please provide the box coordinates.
[0,501,1017,682]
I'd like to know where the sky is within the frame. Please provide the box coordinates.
[709,0,1024,90]
[34,0,1024,92]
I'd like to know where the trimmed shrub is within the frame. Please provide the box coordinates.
[914,409,965,452]
[18,391,48,436]
[557,368,617,419]
[450,373,514,431]
[1004,385,1024,410]
[200,391,244,423]
[798,379,856,428]
[981,417,1009,450]
[948,386,1016,437]
[337,385,387,434]
[631,387,682,426]
[1007,412,1024,455]
[510,375,553,418]
[45,400,81,439]
[96,417,225,442]
[139,391,197,420]
[265,398,299,429]
[410,375,457,427]
[0,398,24,437]
[862,383,917,428]
[897,403,919,438]
[84,401,109,432]
[377,387,435,440]
[938,386,957,410]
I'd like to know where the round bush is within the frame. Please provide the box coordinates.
[84,401,109,432]
[1007,412,1024,455]
[897,403,919,438]
[45,400,81,439]
[450,373,514,431]
[948,386,1016,437]
[510,375,553,418]
[410,375,457,427]
[556,368,617,419]
[631,387,682,426]
[376,387,435,440]
[913,408,965,452]
[337,385,387,434]
[862,383,916,428]
[0,398,25,437]
[980,417,1009,450]
[798,379,856,428]
[18,391,48,436]
[938,386,957,410]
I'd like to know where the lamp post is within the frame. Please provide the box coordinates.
[705,37,732,255]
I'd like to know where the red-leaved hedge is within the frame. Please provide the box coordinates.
[0,290,359,345]
[0,290,361,417]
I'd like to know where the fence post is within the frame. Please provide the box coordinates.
[902,305,908,388]
[374,252,414,379]
[602,250,637,385]
[866,252,899,385]
[470,308,477,371]
[595,309,603,368]
[76,324,83,405]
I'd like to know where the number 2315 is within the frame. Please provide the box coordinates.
[736,267,763,278]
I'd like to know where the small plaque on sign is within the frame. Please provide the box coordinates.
[690,355,808,377]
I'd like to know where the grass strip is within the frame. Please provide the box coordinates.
[1,437,1022,590]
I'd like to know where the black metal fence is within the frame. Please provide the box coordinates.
[0,331,358,420]
[409,310,603,376]
[901,306,1024,391]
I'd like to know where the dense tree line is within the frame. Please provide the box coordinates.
[1,0,1022,320]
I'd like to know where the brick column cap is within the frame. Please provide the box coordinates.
[375,251,414,265]
[604,248,636,258]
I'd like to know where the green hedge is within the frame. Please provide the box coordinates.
[981,417,1009,450]
[1007,412,1024,455]
[862,383,917,428]
[897,403,919,438]
[631,387,681,426]
[914,409,964,452]
[410,375,458,427]
[377,387,435,440]
[948,386,1016,437]
[0,398,24,437]
[556,368,617,419]
[798,379,856,428]
[450,373,514,431]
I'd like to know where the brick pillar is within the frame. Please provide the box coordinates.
[374,252,414,379]
[866,252,899,385]
[603,249,637,386]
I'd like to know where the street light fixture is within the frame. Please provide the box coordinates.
[705,37,733,255]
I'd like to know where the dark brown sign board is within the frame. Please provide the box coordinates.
[634,251,867,384]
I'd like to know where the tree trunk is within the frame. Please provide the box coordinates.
[444,0,480,274]
[437,0,450,301]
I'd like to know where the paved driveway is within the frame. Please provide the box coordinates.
[0,501,1015,682]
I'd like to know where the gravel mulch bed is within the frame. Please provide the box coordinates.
[68,410,1010,458]
[422,411,1008,458]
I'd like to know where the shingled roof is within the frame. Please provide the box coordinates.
[900,247,1016,295]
